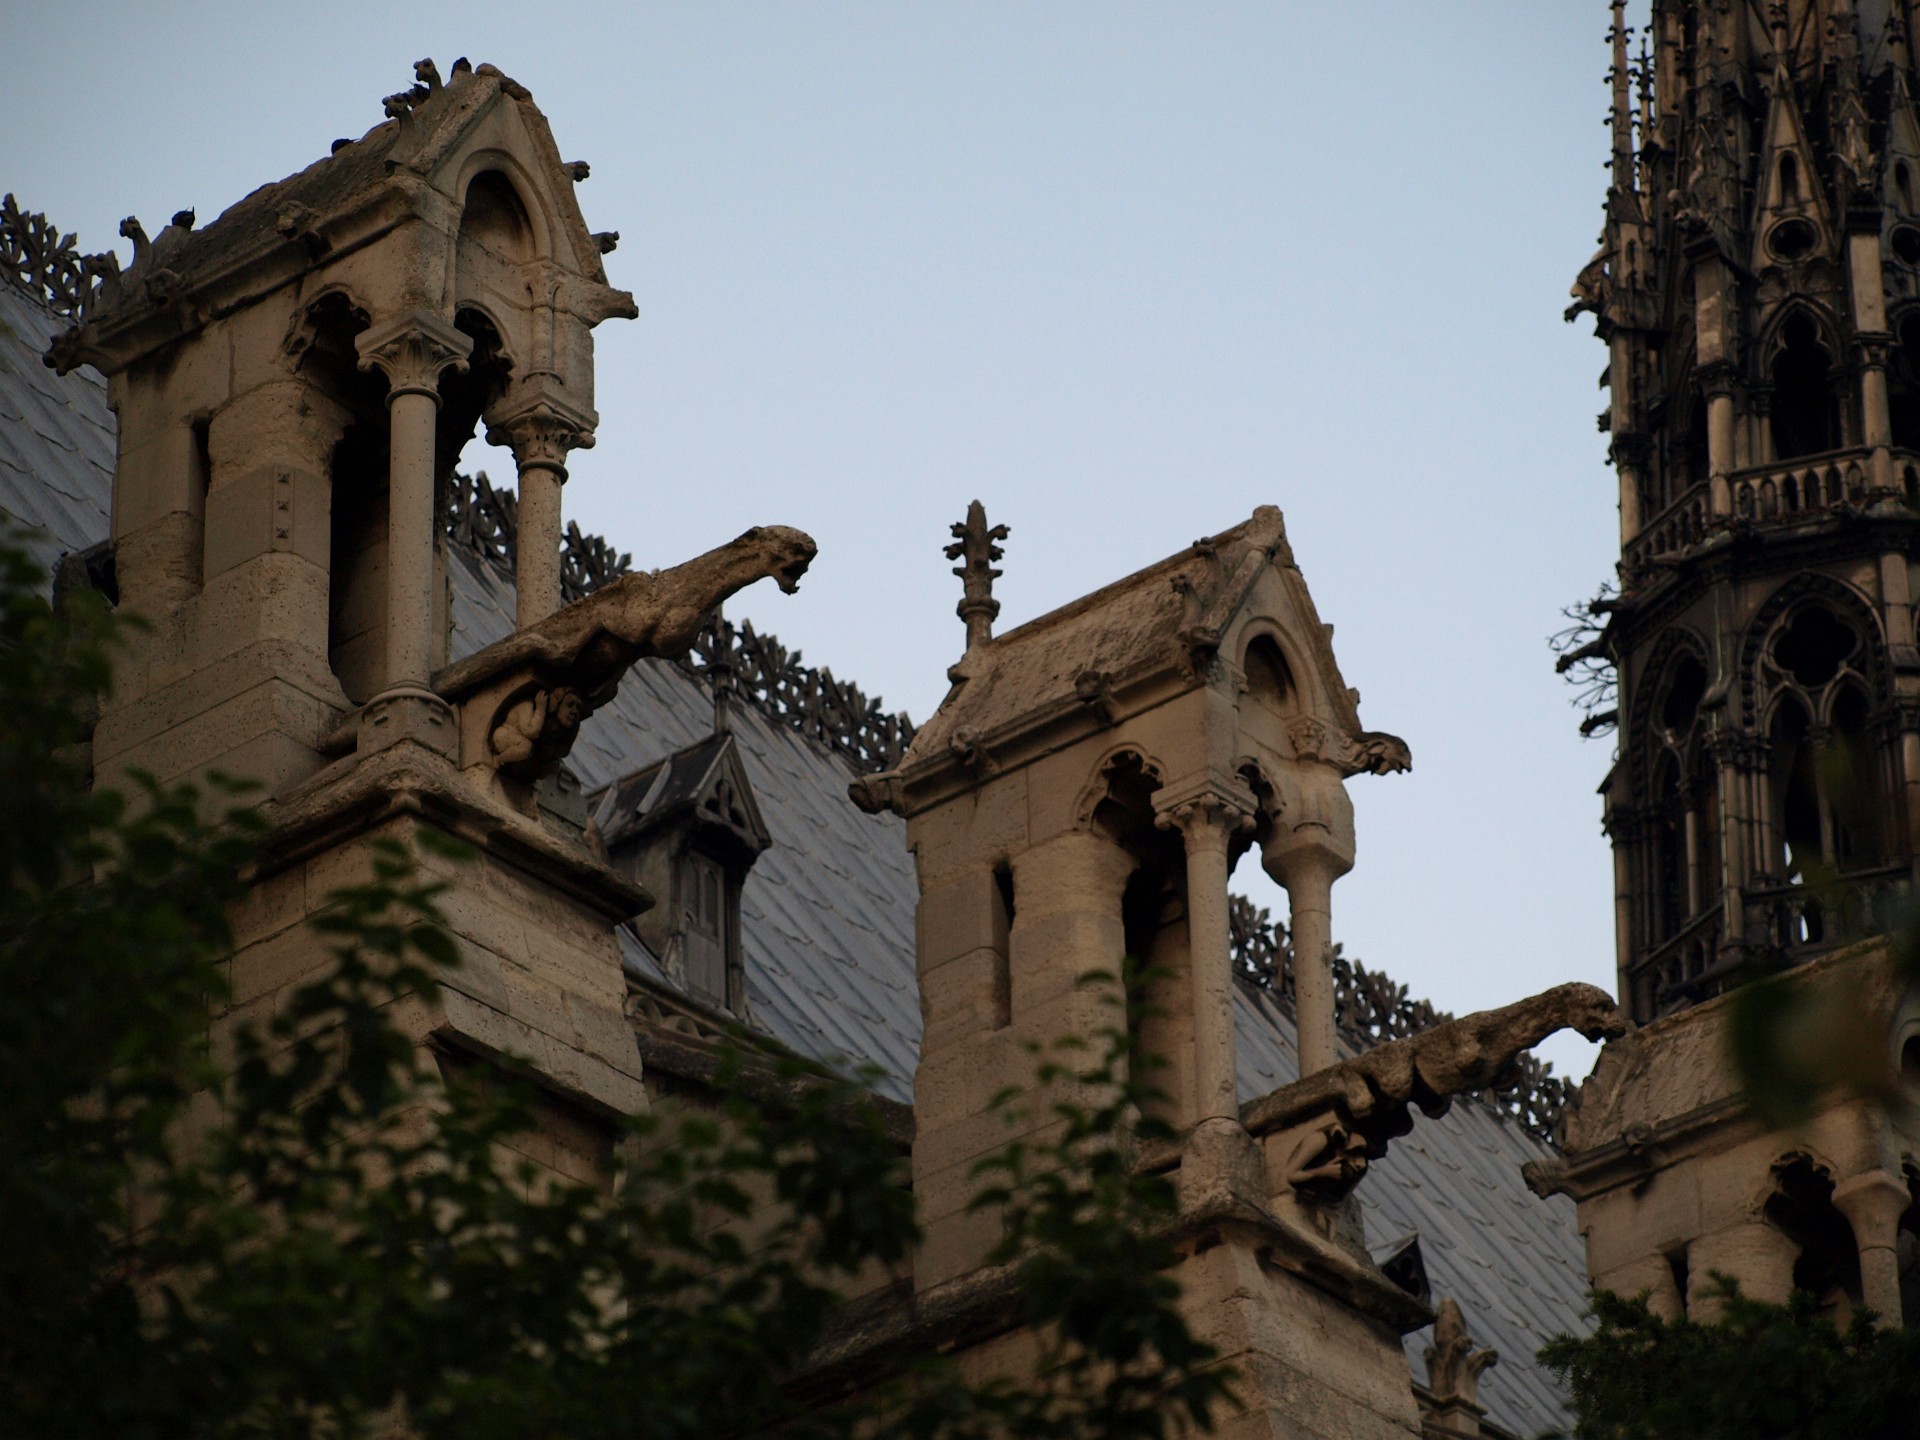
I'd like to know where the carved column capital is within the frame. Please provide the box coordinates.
[1697,359,1739,400]
[1154,784,1256,851]
[1854,331,1894,369]
[355,309,472,403]
[485,392,598,482]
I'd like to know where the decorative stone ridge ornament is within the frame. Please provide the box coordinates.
[1422,1298,1498,1438]
[436,525,817,785]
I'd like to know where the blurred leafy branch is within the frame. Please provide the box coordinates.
[0,525,1232,1440]
[1540,1282,1920,1440]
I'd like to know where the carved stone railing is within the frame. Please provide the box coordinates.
[1730,450,1868,525]
[0,194,101,319]
[1229,895,1575,1146]
[686,613,916,773]
[1625,907,1723,1024]
[1624,480,1711,566]
[1626,449,1920,570]
[1743,863,1909,959]
[445,470,915,773]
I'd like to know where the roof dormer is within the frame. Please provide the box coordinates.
[591,732,770,1016]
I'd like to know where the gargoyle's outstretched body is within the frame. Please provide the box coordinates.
[439,524,817,709]
[528,524,817,704]
[1241,980,1625,1158]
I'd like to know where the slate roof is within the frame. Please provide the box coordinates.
[0,281,113,586]
[0,269,1586,1438]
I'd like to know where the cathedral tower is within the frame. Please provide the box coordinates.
[1540,1,1920,1332]
[1583,0,1920,1025]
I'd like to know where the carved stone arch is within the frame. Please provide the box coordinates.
[1072,743,1168,836]
[1760,1150,1865,1312]
[451,299,520,375]
[1744,1146,1842,1218]
[1888,987,1920,1088]
[453,150,553,263]
[1627,627,1712,789]
[1818,673,1876,730]
[1756,296,1845,369]
[1759,683,1817,737]
[1738,573,1886,730]
[1235,620,1307,714]
[282,285,374,378]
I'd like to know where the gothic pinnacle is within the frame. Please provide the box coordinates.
[945,499,1009,652]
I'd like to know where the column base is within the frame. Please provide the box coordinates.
[358,684,457,760]
[1177,1114,1268,1221]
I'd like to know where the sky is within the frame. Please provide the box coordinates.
[3,2,1640,1077]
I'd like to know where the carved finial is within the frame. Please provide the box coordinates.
[945,500,1008,652]
[450,56,473,81]
[415,58,444,93]
[564,161,592,183]
[1424,1298,1497,1416]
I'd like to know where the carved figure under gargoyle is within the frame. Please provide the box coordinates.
[490,685,587,782]
[1243,981,1624,1203]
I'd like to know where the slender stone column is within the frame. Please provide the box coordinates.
[1612,434,1649,548]
[1704,367,1738,516]
[1833,1169,1910,1327]
[486,394,596,629]
[1158,793,1252,1124]
[1261,760,1354,1077]
[356,312,472,694]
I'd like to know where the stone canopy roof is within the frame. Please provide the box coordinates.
[904,503,1397,781]
[45,60,631,379]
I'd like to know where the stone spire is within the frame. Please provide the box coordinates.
[945,499,1009,652]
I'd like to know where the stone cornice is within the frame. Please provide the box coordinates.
[256,740,647,924]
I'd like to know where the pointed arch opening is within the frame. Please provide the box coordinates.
[1770,312,1841,459]
[458,170,535,265]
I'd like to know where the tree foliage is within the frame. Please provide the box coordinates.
[1540,1283,1920,1440]
[0,527,1233,1439]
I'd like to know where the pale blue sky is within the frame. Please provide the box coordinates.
[3,2,1641,1074]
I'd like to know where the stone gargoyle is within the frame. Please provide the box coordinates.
[1245,981,1624,1204]
[436,525,817,782]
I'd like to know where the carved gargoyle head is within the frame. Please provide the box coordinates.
[747,525,817,594]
